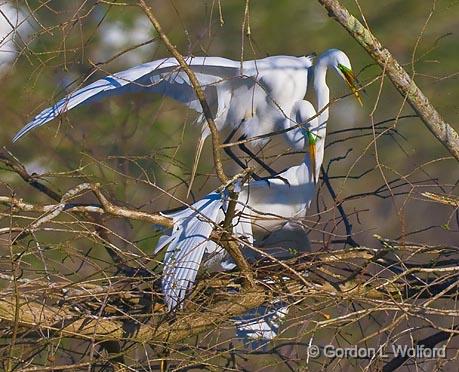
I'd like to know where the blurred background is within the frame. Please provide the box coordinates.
[0,0,458,369]
[1,0,457,244]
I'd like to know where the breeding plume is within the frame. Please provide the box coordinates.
[13,49,361,186]
[155,100,325,310]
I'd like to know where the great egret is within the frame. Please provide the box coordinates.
[155,99,325,310]
[13,49,360,189]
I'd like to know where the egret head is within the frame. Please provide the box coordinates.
[323,49,363,106]
[303,126,319,183]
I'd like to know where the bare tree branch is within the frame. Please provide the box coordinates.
[318,0,459,161]
[137,0,255,286]
[137,0,228,184]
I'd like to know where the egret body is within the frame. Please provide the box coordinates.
[155,100,325,310]
[13,50,360,188]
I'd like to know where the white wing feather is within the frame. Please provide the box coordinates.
[14,55,313,141]
[154,186,260,309]
[201,200,254,272]
[156,191,226,310]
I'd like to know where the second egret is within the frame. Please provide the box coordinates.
[155,99,325,310]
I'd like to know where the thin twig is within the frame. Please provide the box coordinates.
[318,0,459,161]
[137,0,228,184]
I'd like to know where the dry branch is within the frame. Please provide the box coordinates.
[422,192,459,207]
[0,287,299,344]
[0,243,455,346]
[89,183,173,227]
[0,183,173,233]
[0,247,409,345]
[318,0,459,161]
[1,3,457,369]
[137,0,228,184]
[137,0,254,286]
[0,289,266,344]
[1,149,123,264]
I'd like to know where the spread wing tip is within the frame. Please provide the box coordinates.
[13,121,38,142]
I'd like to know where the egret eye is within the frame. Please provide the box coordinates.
[300,126,318,146]
[300,126,309,137]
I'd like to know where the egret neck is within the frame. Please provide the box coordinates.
[312,61,330,127]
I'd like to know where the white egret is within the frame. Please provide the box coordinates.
[311,48,362,126]
[13,49,360,189]
[154,99,325,310]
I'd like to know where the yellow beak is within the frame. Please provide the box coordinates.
[343,69,363,107]
[309,142,317,183]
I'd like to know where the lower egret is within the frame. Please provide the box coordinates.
[154,99,325,310]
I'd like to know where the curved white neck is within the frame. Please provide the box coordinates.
[313,63,330,126]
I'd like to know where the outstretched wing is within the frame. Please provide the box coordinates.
[155,191,226,310]
[13,57,240,141]
[14,55,313,141]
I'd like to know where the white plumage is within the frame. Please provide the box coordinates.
[13,49,361,196]
[12,47,360,336]
[233,301,289,342]
[155,100,325,310]
[13,55,312,146]
[13,49,361,153]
